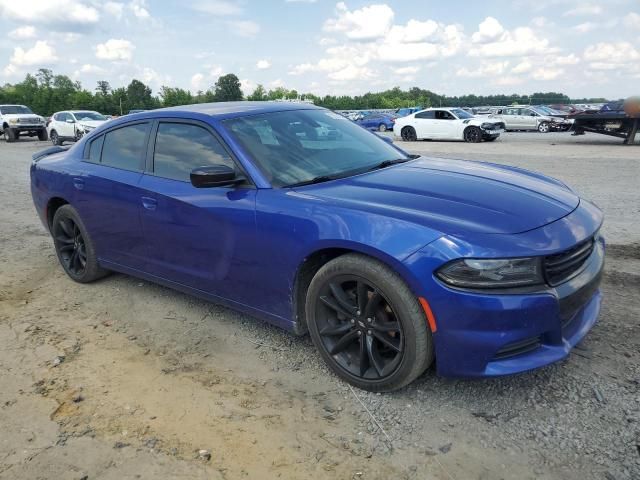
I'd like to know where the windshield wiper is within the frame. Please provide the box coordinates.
[284,175,336,188]
[367,158,411,171]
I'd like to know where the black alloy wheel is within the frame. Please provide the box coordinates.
[464,126,482,143]
[401,126,417,141]
[53,216,87,277]
[315,275,404,380]
[51,205,109,283]
[306,254,433,391]
[50,130,62,146]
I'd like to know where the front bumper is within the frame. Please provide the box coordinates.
[11,124,45,132]
[403,200,604,377]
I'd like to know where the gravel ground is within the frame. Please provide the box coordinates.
[1,133,639,479]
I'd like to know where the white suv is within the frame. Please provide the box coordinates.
[47,110,108,145]
[0,104,47,142]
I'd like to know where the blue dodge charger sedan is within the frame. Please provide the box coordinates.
[30,102,604,391]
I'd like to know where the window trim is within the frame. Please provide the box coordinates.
[146,118,254,187]
[80,119,152,173]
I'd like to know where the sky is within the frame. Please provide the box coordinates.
[0,0,638,99]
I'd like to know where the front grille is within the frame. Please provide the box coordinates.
[544,237,595,286]
[493,336,541,360]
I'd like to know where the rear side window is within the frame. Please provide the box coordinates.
[153,123,234,182]
[415,111,435,119]
[88,135,104,163]
[101,123,150,171]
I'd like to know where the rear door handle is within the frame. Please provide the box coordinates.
[72,177,84,190]
[141,196,157,210]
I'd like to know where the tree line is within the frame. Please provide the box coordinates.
[0,68,609,116]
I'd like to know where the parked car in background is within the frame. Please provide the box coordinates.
[394,107,504,142]
[395,107,423,118]
[30,101,605,391]
[489,106,571,133]
[47,110,109,145]
[355,112,396,132]
[0,104,47,142]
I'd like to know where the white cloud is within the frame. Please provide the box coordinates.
[3,63,18,77]
[624,12,640,29]
[0,0,99,29]
[457,61,509,78]
[240,78,255,95]
[229,20,260,37]
[9,25,36,39]
[140,67,170,88]
[469,25,554,57]
[324,2,394,40]
[530,16,551,28]
[532,67,564,80]
[191,73,205,90]
[104,1,124,18]
[394,65,420,75]
[563,4,602,16]
[95,39,135,61]
[270,78,285,88]
[573,22,597,33]
[256,59,271,70]
[209,65,224,77]
[193,0,243,16]
[511,61,532,73]
[471,17,504,43]
[129,0,150,19]
[583,41,640,71]
[10,40,58,66]
[79,63,105,74]
[551,53,580,65]
[286,0,317,3]
[493,76,525,86]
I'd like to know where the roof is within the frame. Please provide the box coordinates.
[157,101,324,118]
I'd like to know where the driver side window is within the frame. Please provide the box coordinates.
[153,122,235,182]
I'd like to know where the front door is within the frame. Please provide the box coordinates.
[138,120,257,302]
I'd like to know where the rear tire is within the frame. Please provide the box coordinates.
[38,129,48,141]
[51,205,109,283]
[305,253,434,392]
[50,130,62,146]
[401,126,417,141]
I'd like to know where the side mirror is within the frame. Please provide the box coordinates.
[66,118,75,123]
[190,165,241,188]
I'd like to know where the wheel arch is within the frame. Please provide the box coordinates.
[46,197,69,231]
[291,242,423,336]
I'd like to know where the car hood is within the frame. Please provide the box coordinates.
[297,157,579,235]
[77,120,105,128]
[5,114,43,121]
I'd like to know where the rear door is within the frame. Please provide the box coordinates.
[413,110,436,138]
[137,120,257,302]
[75,121,151,268]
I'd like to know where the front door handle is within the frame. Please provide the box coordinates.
[72,177,84,190]
[141,196,157,210]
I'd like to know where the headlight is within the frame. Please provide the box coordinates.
[436,257,543,289]
[9,118,18,124]
[480,122,494,129]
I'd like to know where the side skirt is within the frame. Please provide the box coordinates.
[99,259,298,333]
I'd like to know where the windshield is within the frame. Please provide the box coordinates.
[450,108,474,119]
[74,111,106,121]
[224,109,408,187]
[0,105,34,115]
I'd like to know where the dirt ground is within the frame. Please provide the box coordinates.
[1,132,639,480]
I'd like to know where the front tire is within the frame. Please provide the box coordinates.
[4,128,17,143]
[464,126,482,143]
[401,126,417,141]
[51,205,109,283]
[378,123,387,132]
[38,129,48,141]
[306,254,434,392]
[538,122,550,133]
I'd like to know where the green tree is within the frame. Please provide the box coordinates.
[213,74,243,102]
[159,86,194,107]
[247,84,266,101]
[126,79,154,109]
